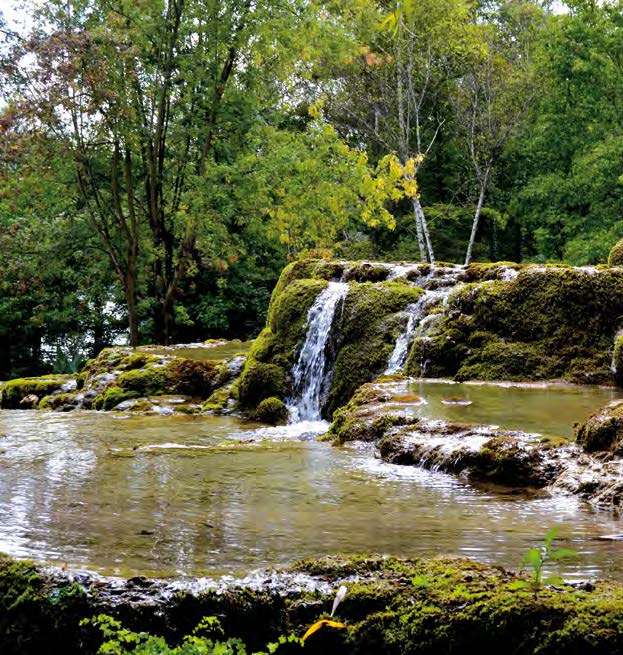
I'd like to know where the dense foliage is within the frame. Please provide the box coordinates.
[1,0,623,376]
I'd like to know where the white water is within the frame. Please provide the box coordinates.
[289,282,349,421]
[385,298,428,374]
[385,267,464,374]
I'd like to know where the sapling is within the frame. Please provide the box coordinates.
[510,527,577,599]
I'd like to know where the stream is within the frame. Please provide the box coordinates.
[1,380,623,581]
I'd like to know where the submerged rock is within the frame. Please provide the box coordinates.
[330,380,623,509]
[4,553,623,655]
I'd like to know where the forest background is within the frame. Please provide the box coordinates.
[1,0,621,377]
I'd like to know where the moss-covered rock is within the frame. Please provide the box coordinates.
[238,277,328,409]
[576,400,623,453]
[609,239,623,266]
[329,380,422,444]
[5,553,623,654]
[408,267,623,384]
[38,392,79,411]
[0,375,72,409]
[254,396,289,425]
[92,386,140,411]
[166,359,219,397]
[325,281,423,415]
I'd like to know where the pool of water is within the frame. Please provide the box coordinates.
[138,341,252,361]
[1,382,623,581]
[412,379,623,438]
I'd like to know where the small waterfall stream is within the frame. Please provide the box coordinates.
[385,265,464,375]
[289,281,349,421]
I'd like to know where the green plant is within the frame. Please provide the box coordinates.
[511,528,577,598]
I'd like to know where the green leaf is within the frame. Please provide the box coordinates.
[522,548,542,569]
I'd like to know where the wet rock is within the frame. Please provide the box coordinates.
[19,394,40,408]
[255,396,288,425]
[330,380,623,509]
[378,422,565,488]
[576,400,623,453]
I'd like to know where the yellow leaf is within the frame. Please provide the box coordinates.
[302,619,347,643]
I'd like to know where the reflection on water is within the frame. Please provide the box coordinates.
[0,381,623,581]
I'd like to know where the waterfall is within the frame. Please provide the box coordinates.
[385,298,428,374]
[385,266,464,375]
[289,282,349,421]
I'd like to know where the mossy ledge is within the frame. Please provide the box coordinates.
[3,553,623,654]
[329,380,623,509]
[407,266,623,384]
[238,258,424,416]
[0,345,244,413]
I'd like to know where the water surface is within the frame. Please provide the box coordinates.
[1,382,623,581]
[413,379,623,438]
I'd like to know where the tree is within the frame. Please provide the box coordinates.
[0,0,354,344]
[455,1,542,265]
[328,0,479,263]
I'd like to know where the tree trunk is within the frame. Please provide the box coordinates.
[411,197,428,262]
[412,196,435,264]
[465,175,489,266]
[125,274,140,347]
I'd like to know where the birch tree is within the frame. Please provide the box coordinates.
[329,0,478,263]
[456,2,541,265]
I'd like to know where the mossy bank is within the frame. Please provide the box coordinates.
[239,259,623,418]
[4,552,623,654]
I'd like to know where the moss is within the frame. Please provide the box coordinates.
[202,384,234,413]
[5,553,623,654]
[341,261,391,283]
[118,352,155,371]
[81,347,130,376]
[92,386,139,411]
[609,239,623,266]
[0,555,88,655]
[269,258,342,304]
[0,375,71,409]
[38,392,78,410]
[254,397,289,425]
[238,361,287,408]
[115,366,169,396]
[166,359,218,397]
[408,267,623,383]
[325,281,423,415]
[576,401,623,453]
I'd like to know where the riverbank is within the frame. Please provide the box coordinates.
[3,552,623,654]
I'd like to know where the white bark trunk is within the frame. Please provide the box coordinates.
[413,196,435,264]
[411,197,427,262]
[465,174,488,266]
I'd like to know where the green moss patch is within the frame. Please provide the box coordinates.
[254,396,289,425]
[0,375,71,409]
[408,267,623,384]
[325,281,422,415]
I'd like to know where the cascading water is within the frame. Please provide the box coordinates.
[385,265,465,375]
[289,281,349,421]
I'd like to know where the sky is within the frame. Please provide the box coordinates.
[0,0,571,33]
